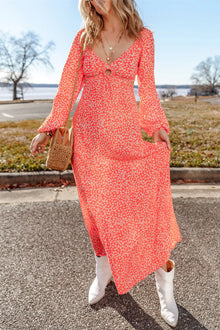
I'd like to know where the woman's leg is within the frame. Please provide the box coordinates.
[161,259,173,272]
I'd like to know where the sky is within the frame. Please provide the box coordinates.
[0,0,219,86]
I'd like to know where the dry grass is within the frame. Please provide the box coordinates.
[141,96,220,167]
[0,97,219,172]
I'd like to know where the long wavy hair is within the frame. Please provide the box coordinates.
[78,0,149,51]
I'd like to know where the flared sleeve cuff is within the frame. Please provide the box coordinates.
[38,28,85,133]
[137,27,170,137]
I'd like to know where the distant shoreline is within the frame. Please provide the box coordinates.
[0,85,191,102]
[0,82,192,89]
[0,99,54,105]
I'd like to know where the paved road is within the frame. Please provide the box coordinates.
[0,184,219,329]
[1,96,219,122]
[0,101,79,122]
[197,96,220,105]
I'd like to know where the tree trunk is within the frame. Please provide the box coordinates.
[13,82,18,100]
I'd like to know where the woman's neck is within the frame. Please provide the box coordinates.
[102,10,124,33]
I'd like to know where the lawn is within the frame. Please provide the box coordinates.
[0,96,219,172]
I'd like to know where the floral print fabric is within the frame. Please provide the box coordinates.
[38,27,182,295]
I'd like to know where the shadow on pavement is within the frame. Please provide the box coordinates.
[90,282,208,329]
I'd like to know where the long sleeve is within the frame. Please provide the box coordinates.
[137,28,170,137]
[38,28,85,133]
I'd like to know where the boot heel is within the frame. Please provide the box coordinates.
[107,275,114,284]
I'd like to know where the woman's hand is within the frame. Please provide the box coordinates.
[30,133,50,155]
[153,128,171,150]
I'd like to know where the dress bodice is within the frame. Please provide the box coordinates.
[82,38,142,84]
[38,26,170,139]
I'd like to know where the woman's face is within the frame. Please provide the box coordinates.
[89,0,112,16]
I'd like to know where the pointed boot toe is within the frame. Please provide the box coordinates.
[161,308,178,327]
[88,275,113,305]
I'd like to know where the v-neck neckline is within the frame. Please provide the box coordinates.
[88,37,139,66]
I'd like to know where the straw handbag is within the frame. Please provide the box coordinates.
[46,42,84,171]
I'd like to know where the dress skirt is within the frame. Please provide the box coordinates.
[38,26,182,295]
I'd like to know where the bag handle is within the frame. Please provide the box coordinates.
[61,38,84,139]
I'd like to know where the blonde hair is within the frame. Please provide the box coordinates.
[78,0,149,51]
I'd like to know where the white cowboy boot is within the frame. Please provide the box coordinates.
[154,259,179,327]
[88,254,113,305]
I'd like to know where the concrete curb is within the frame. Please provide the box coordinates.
[0,99,53,105]
[0,170,74,186]
[170,167,220,182]
[0,168,220,186]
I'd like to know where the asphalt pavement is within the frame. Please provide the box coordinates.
[0,184,219,329]
[0,101,79,122]
[0,96,219,122]
[198,97,220,105]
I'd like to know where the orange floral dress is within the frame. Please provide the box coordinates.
[38,26,182,295]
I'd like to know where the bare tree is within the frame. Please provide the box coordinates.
[0,30,55,100]
[167,88,176,99]
[190,56,220,95]
[159,87,177,101]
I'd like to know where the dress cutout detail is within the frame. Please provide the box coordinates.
[38,27,182,295]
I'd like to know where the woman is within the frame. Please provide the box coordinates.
[30,0,182,327]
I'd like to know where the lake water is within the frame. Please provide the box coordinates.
[0,86,190,102]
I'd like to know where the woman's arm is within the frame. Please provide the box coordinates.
[137,27,170,137]
[38,28,85,133]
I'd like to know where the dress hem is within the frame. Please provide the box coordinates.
[114,236,182,295]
